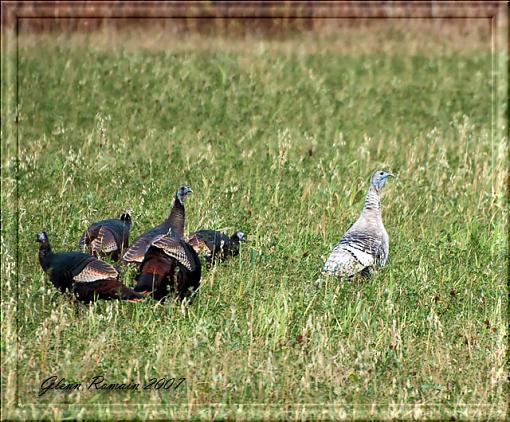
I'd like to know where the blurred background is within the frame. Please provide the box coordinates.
[3,1,502,36]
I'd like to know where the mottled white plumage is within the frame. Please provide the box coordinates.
[323,170,393,278]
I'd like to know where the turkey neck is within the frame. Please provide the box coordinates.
[164,194,185,238]
[361,185,382,221]
[38,240,53,271]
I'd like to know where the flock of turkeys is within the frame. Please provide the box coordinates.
[37,186,246,303]
[37,170,393,304]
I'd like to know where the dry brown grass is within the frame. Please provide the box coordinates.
[17,18,495,56]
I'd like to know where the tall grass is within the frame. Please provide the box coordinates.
[1,28,508,420]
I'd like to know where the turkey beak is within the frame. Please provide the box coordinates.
[386,173,395,178]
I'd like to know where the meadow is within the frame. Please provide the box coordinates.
[1,24,508,420]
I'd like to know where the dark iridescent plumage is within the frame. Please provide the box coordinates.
[123,186,192,264]
[185,230,246,263]
[79,210,132,261]
[37,232,143,303]
[134,234,201,301]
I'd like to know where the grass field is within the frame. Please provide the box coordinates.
[1,25,508,420]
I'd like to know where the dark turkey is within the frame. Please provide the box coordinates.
[134,232,201,301]
[123,186,192,264]
[185,230,246,263]
[37,231,143,303]
[79,209,132,261]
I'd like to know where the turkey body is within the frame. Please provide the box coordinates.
[37,232,143,303]
[323,210,389,277]
[323,171,393,278]
[79,213,131,261]
[185,230,244,263]
[123,224,173,265]
[134,235,201,301]
[123,186,191,265]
